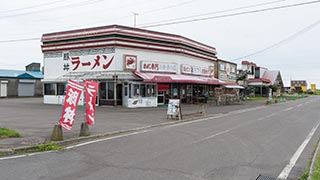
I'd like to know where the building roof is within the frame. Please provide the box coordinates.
[217,59,237,66]
[241,61,257,67]
[41,24,217,61]
[248,78,271,83]
[262,70,280,85]
[0,69,43,79]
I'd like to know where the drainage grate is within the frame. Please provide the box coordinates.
[255,174,279,180]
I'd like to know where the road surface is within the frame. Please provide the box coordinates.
[1,96,319,180]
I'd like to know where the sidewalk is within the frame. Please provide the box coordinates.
[0,98,266,150]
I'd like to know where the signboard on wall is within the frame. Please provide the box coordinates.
[60,48,116,72]
[124,55,137,71]
[181,64,210,76]
[141,61,177,73]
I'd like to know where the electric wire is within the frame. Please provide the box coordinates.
[139,0,320,28]
[0,0,68,14]
[0,0,105,19]
[139,0,287,26]
[0,0,319,44]
[232,18,320,61]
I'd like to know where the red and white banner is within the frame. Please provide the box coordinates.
[59,80,83,130]
[85,80,99,125]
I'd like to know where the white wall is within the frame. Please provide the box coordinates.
[44,47,216,80]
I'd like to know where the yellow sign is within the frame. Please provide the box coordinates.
[311,84,316,92]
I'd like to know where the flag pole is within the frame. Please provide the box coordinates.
[80,79,90,136]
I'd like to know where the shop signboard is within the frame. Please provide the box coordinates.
[124,55,137,71]
[141,61,177,73]
[181,64,210,76]
[60,48,116,72]
[167,99,181,120]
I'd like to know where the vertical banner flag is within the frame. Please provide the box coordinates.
[59,80,83,130]
[85,80,99,125]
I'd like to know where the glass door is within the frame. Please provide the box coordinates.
[158,91,165,105]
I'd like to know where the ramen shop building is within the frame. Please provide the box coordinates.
[41,25,224,108]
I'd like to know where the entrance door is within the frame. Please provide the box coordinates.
[0,81,8,97]
[116,83,122,105]
[122,83,129,107]
[158,91,165,105]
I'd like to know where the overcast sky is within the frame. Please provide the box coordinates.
[0,0,319,87]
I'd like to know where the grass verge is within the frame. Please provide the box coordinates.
[0,127,20,138]
[311,153,320,180]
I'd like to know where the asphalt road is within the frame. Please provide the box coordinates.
[1,96,320,180]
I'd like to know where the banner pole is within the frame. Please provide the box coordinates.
[57,80,68,124]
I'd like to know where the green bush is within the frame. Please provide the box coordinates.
[36,142,62,151]
[0,127,20,138]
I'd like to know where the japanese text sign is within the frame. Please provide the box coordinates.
[59,80,83,130]
[141,61,177,73]
[67,54,115,72]
[85,81,99,125]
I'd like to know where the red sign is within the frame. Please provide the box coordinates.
[59,80,83,130]
[85,81,99,125]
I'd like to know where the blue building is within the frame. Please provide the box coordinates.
[0,63,43,97]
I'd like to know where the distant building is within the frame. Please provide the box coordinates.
[0,63,43,97]
[291,80,307,93]
[217,59,243,90]
[240,61,284,96]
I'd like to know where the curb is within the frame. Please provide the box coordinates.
[0,111,208,156]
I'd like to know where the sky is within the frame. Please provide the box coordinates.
[0,0,319,87]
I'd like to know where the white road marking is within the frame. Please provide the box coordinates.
[283,107,293,112]
[297,104,303,107]
[192,129,231,144]
[0,151,54,161]
[66,130,150,150]
[277,120,320,180]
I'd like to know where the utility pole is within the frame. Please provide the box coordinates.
[132,12,139,27]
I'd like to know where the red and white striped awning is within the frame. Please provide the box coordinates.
[135,72,225,85]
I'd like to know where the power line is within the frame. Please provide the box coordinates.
[0,38,40,43]
[0,0,104,19]
[0,0,68,14]
[1,0,319,44]
[140,0,287,26]
[140,0,201,15]
[232,18,320,61]
[139,0,320,28]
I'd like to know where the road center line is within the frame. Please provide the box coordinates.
[283,107,293,112]
[277,120,320,180]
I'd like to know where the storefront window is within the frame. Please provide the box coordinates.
[44,83,55,95]
[57,83,65,95]
[99,82,106,99]
[107,82,114,99]
[140,84,146,97]
[146,84,155,97]
[130,83,156,98]
[132,84,140,97]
